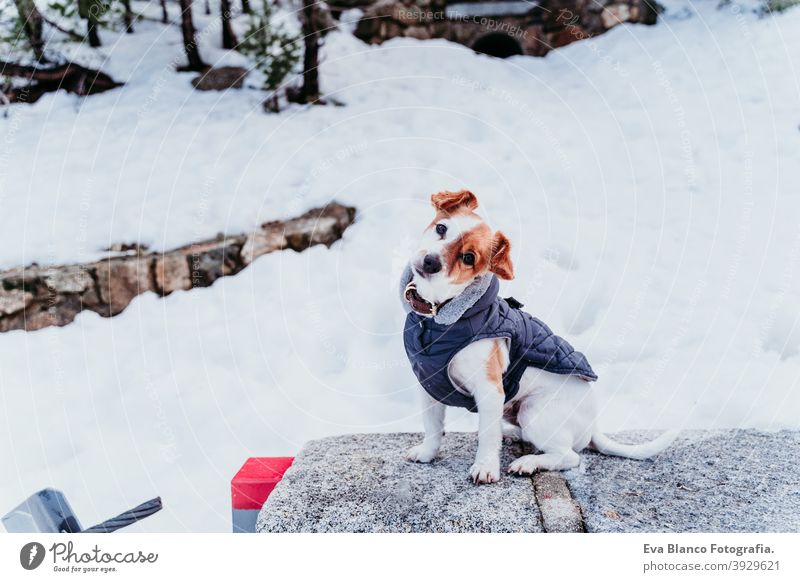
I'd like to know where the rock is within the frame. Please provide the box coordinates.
[258,430,800,533]
[187,240,242,288]
[23,295,85,330]
[404,25,432,40]
[379,20,404,40]
[241,230,287,265]
[191,67,249,92]
[353,14,380,39]
[353,0,655,55]
[393,3,425,25]
[0,264,100,330]
[0,265,38,295]
[154,254,192,295]
[0,288,33,315]
[334,0,385,7]
[242,203,355,264]
[284,216,336,248]
[601,4,631,29]
[105,242,149,254]
[564,430,800,532]
[94,257,153,316]
[258,433,544,533]
[40,265,93,294]
[367,0,400,18]
[547,25,590,51]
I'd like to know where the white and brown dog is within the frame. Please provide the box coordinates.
[401,190,676,484]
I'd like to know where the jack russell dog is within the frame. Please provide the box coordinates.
[401,190,677,484]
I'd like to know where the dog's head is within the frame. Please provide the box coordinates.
[407,190,514,313]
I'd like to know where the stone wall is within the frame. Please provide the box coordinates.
[354,0,659,57]
[0,203,356,333]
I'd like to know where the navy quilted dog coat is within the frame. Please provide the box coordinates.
[403,275,597,412]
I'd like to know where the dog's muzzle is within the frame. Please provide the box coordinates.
[404,282,449,317]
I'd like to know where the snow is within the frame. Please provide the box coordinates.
[1,1,800,531]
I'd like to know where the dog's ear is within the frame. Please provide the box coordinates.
[430,190,479,215]
[490,231,514,280]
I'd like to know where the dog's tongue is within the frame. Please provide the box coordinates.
[404,283,434,315]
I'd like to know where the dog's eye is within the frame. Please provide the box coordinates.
[435,223,447,237]
[461,253,475,266]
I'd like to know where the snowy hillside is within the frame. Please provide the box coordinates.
[1,0,799,531]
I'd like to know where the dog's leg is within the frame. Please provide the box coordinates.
[508,450,580,474]
[501,402,522,442]
[501,419,522,442]
[509,413,580,473]
[470,388,504,483]
[406,391,445,463]
[448,338,508,484]
[507,384,586,474]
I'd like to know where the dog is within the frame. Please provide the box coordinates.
[401,190,677,484]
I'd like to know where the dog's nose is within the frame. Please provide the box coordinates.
[421,254,442,275]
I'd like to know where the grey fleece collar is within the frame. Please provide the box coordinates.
[399,264,494,325]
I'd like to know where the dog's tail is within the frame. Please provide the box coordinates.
[590,429,679,460]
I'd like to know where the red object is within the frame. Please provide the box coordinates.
[231,457,294,510]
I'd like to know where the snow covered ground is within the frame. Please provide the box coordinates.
[1,1,799,531]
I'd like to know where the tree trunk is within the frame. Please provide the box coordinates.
[12,0,45,61]
[178,0,207,71]
[220,0,238,49]
[204,0,210,15]
[241,0,250,14]
[80,0,104,47]
[122,0,135,32]
[301,0,320,103]
[639,0,659,25]
[160,0,168,23]
[87,20,101,47]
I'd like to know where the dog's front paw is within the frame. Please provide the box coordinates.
[406,443,438,463]
[469,458,501,484]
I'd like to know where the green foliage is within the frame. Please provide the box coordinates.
[78,0,110,21]
[49,0,78,19]
[0,0,132,61]
[56,0,127,32]
[719,0,799,14]
[763,0,800,12]
[238,0,301,93]
[0,1,28,49]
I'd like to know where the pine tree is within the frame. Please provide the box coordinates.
[12,0,45,60]
[300,0,319,103]
[238,0,300,111]
[178,0,207,71]
[121,0,134,32]
[221,0,238,49]
[78,0,105,47]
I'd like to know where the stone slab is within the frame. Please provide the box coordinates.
[257,432,543,532]
[257,429,800,533]
[564,430,800,533]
